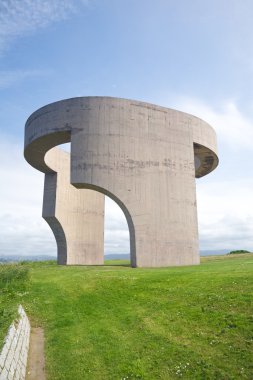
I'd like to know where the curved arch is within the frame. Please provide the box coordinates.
[74,182,136,267]
[43,216,67,265]
[43,146,134,266]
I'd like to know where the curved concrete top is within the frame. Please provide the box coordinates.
[24,97,218,178]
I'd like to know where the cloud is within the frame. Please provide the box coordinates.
[197,180,253,251]
[104,197,129,254]
[170,98,253,150]
[0,137,56,256]
[0,0,88,53]
[0,69,51,89]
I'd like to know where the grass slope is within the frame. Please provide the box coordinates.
[2,255,253,379]
[0,264,30,347]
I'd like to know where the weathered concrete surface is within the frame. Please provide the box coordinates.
[43,147,104,265]
[24,97,218,267]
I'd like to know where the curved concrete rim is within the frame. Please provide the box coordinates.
[24,96,218,178]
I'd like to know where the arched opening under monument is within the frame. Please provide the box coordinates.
[104,196,130,264]
[46,143,132,266]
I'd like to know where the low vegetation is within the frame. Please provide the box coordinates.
[0,263,30,348]
[228,250,251,255]
[1,254,253,379]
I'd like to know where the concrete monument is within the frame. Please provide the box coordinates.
[24,97,218,267]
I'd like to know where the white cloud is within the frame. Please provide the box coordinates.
[104,197,129,254]
[0,69,50,89]
[0,137,56,256]
[0,0,88,53]
[197,179,253,251]
[171,98,253,150]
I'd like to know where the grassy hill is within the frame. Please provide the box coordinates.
[1,254,253,379]
[0,263,30,347]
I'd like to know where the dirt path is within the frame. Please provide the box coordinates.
[26,327,46,380]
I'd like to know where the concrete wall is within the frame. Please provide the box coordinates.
[0,306,30,380]
[43,147,104,265]
[24,97,218,267]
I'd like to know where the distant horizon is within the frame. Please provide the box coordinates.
[1,249,251,262]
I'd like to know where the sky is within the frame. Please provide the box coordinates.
[0,0,253,257]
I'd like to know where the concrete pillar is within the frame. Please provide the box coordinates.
[42,148,104,265]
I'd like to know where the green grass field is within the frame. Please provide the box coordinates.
[1,254,253,379]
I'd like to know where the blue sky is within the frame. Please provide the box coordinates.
[1,0,253,257]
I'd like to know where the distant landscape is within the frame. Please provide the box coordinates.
[0,249,251,263]
[0,249,247,263]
